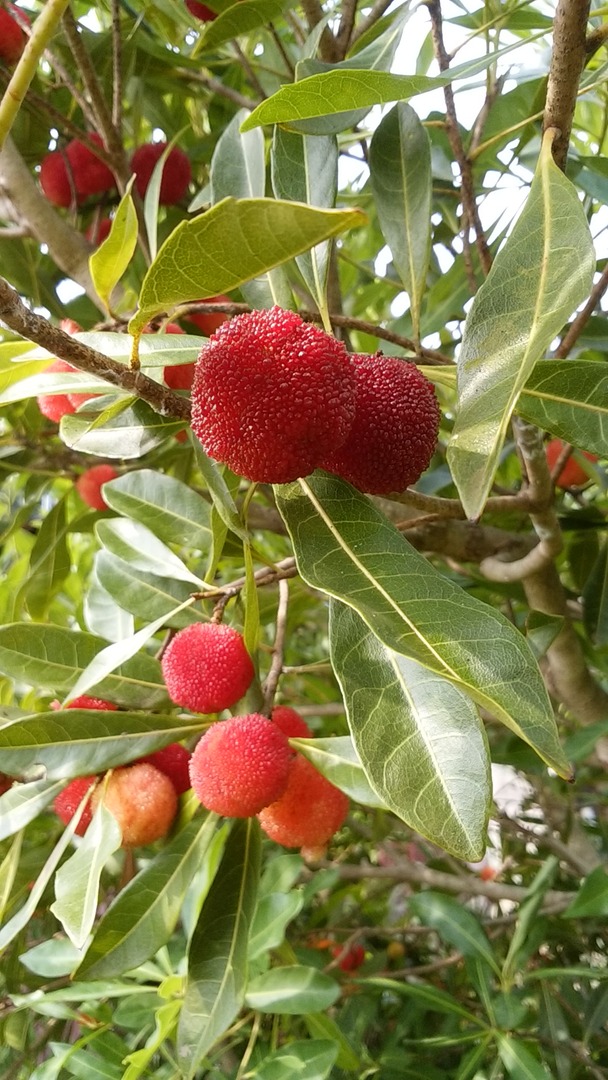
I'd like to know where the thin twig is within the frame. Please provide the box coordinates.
[232,41,267,100]
[555,262,608,357]
[111,0,123,132]
[179,69,261,110]
[262,577,290,714]
[350,0,394,46]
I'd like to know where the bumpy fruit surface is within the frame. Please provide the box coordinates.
[161,622,254,713]
[321,353,440,494]
[37,359,78,422]
[187,296,232,337]
[546,438,598,488]
[0,3,28,64]
[258,755,348,848]
[94,763,178,846]
[40,135,115,208]
[139,743,192,795]
[131,143,191,205]
[54,776,97,836]
[272,705,312,739]
[75,464,118,510]
[66,695,117,710]
[185,0,217,19]
[191,307,356,483]
[189,714,293,817]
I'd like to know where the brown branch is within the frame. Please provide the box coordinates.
[543,0,592,170]
[585,22,608,59]
[0,277,191,420]
[555,262,608,358]
[335,0,359,60]
[300,0,339,61]
[350,0,395,47]
[111,0,123,132]
[262,577,290,714]
[178,69,261,110]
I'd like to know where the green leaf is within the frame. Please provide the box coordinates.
[21,495,70,618]
[0,833,22,923]
[0,624,169,708]
[19,938,83,978]
[177,817,261,1077]
[251,1039,338,1080]
[191,439,247,540]
[502,858,558,986]
[497,1034,552,1080]
[103,468,213,552]
[129,198,365,334]
[0,710,203,779]
[303,1013,360,1073]
[448,130,595,518]
[194,0,289,53]
[121,1000,181,1080]
[275,473,570,778]
[364,977,485,1024]
[78,815,218,979]
[369,103,432,340]
[89,186,138,313]
[96,518,206,587]
[245,966,340,1014]
[518,360,608,457]
[0,778,65,841]
[95,551,206,628]
[60,399,183,459]
[0,368,113,405]
[292,734,386,809]
[330,602,491,860]
[84,578,135,644]
[51,800,123,949]
[563,866,608,918]
[248,891,304,961]
[408,893,500,975]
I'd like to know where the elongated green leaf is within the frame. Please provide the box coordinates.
[448,130,595,517]
[95,551,206,628]
[178,818,261,1077]
[0,624,169,708]
[369,103,431,340]
[89,187,138,313]
[19,938,83,978]
[0,778,64,841]
[502,858,558,986]
[364,977,486,1023]
[563,866,608,918]
[9,331,200,368]
[408,893,499,975]
[191,439,247,540]
[84,578,135,644]
[0,710,203,779]
[121,1000,181,1080]
[78,815,218,979]
[517,360,608,456]
[245,966,340,1014]
[303,1013,360,1073]
[61,399,183,459]
[330,603,491,860]
[51,800,122,949]
[21,496,70,618]
[248,891,304,961]
[96,519,206,587]
[0,369,114,405]
[103,468,213,551]
[194,0,288,52]
[292,734,386,809]
[0,833,22,923]
[497,1034,551,1080]
[251,1039,338,1080]
[129,198,365,334]
[275,473,570,777]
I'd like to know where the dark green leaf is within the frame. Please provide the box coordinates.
[21,496,70,619]
[563,866,608,918]
[518,360,608,457]
[408,893,499,974]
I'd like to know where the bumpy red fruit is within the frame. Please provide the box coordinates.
[139,743,192,795]
[258,755,349,848]
[187,296,232,337]
[54,776,97,836]
[0,4,29,65]
[40,135,115,208]
[191,307,356,483]
[546,438,598,488]
[162,622,254,713]
[66,695,117,710]
[321,353,440,495]
[75,464,118,510]
[190,714,293,817]
[37,359,78,422]
[94,763,178,846]
[272,705,312,739]
[131,142,191,205]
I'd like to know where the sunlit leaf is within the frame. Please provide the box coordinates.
[51,798,122,949]
[245,966,340,1014]
[89,185,138,313]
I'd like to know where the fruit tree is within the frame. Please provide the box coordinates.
[1,1,608,1077]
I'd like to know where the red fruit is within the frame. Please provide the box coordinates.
[0,4,29,65]
[85,217,113,245]
[66,695,118,710]
[93,763,178,847]
[479,865,497,881]
[164,363,195,390]
[75,464,118,510]
[258,756,349,849]
[37,359,77,422]
[185,0,217,19]
[332,942,365,972]
[165,323,185,333]
[272,705,312,739]
[546,438,598,488]
[161,622,254,713]
[139,743,192,795]
[321,353,440,495]
[0,773,12,796]
[60,318,82,335]
[54,776,97,836]
[187,296,232,337]
[40,135,115,208]
[189,714,293,817]
[190,307,356,484]
[131,142,191,205]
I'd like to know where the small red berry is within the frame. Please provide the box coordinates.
[54,776,97,836]
[185,0,217,19]
[40,135,115,208]
[190,306,356,484]
[138,743,192,795]
[131,143,191,205]
[546,438,598,488]
[66,695,118,710]
[85,217,113,246]
[75,464,118,510]
[187,296,232,337]
[161,623,254,714]
[189,714,293,817]
[0,4,29,65]
[93,763,178,847]
[321,353,440,495]
[258,756,349,849]
[272,705,312,739]
[37,359,78,423]
[332,942,365,972]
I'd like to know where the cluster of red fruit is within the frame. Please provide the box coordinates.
[0,2,29,65]
[190,307,441,495]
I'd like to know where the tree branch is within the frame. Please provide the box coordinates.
[544,0,592,170]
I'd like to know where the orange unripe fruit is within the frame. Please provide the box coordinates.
[131,143,191,205]
[189,714,293,817]
[93,763,178,847]
[37,359,78,422]
[161,622,254,713]
[546,438,598,488]
[76,464,118,510]
[54,776,97,836]
[258,755,349,849]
